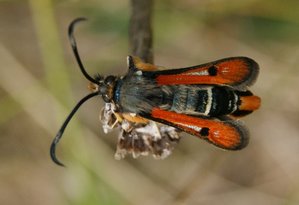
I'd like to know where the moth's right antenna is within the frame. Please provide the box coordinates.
[68,18,101,84]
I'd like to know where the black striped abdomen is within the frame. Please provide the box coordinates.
[170,86,238,117]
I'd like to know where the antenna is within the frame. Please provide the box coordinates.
[50,92,99,166]
[68,17,100,84]
[50,18,102,166]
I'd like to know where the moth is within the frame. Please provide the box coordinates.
[50,18,261,166]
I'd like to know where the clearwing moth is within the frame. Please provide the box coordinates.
[50,18,261,166]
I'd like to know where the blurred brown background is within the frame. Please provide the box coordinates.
[1,0,299,205]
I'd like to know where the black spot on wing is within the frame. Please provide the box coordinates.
[208,65,218,76]
[200,127,209,137]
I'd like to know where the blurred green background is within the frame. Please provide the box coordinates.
[1,0,299,204]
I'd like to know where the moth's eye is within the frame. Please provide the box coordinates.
[104,75,116,85]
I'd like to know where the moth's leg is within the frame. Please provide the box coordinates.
[100,103,123,133]
[122,113,149,124]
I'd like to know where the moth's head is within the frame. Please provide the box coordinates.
[88,75,117,103]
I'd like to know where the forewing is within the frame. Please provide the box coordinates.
[142,57,259,89]
[142,108,249,150]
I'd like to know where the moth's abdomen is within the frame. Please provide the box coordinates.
[231,90,261,117]
[169,86,238,117]
[209,87,238,116]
